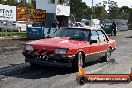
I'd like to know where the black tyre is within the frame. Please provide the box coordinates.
[76,76,87,85]
[104,48,112,62]
[72,52,84,71]
[30,63,39,68]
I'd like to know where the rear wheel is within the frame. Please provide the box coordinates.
[72,52,84,71]
[104,48,112,62]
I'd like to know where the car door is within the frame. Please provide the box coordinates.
[97,30,109,57]
[85,30,100,62]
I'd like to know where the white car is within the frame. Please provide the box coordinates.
[0,21,21,32]
[75,22,86,27]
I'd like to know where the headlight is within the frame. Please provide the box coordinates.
[54,49,67,54]
[25,45,33,51]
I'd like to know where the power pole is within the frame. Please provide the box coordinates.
[4,0,8,37]
[91,0,93,19]
[91,0,94,26]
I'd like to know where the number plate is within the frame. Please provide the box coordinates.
[35,55,48,60]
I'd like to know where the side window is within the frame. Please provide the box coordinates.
[97,30,107,42]
[90,30,99,43]
[85,22,90,26]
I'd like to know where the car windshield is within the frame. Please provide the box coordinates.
[80,22,86,27]
[53,28,90,41]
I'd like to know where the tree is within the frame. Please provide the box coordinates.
[0,0,4,4]
[31,0,36,8]
[0,0,18,6]
[118,6,130,19]
[107,0,119,19]
[6,0,16,6]
[93,2,107,19]
[83,7,92,19]
[70,0,91,21]
[0,0,36,8]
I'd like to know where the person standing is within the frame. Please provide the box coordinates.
[52,18,60,29]
[112,21,117,36]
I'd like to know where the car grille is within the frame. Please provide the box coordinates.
[33,49,54,55]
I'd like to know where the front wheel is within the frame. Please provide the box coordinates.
[72,52,84,71]
[30,63,39,68]
[76,76,87,85]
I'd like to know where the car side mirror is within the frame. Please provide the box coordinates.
[90,40,97,44]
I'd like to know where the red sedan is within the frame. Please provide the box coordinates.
[22,27,116,71]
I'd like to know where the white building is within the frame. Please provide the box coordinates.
[36,0,70,27]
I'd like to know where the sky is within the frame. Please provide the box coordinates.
[82,0,132,8]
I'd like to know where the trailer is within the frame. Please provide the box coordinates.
[113,19,128,31]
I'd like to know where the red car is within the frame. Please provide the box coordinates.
[22,27,116,71]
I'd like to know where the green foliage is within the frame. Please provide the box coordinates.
[70,0,92,21]
[118,6,130,19]
[107,0,119,19]
[70,0,131,21]
[0,0,4,4]
[83,7,92,19]
[0,0,36,8]
[0,32,26,37]
[93,5,107,19]
[6,0,16,6]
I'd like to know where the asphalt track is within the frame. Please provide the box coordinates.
[0,30,132,88]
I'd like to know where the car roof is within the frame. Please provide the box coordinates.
[63,26,102,31]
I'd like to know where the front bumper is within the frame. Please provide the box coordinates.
[23,51,75,67]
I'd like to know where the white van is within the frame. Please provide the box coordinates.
[81,19,101,29]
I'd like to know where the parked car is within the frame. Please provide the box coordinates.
[100,20,118,36]
[4,23,21,32]
[113,19,128,31]
[101,22,114,35]
[0,21,21,32]
[22,27,116,71]
[75,22,86,27]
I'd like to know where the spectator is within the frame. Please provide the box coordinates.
[112,21,117,36]
[52,18,60,29]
